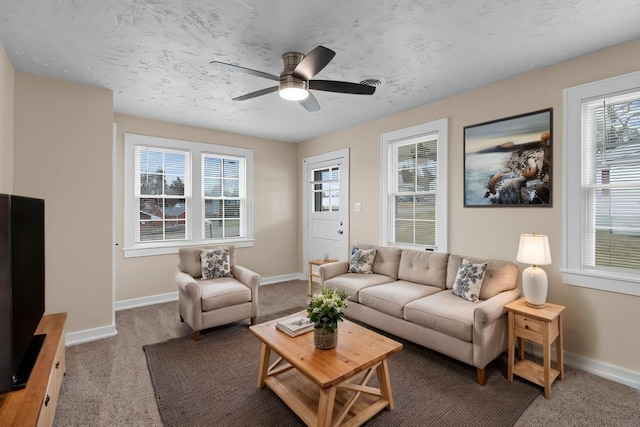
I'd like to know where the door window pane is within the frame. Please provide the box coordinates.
[312,166,340,212]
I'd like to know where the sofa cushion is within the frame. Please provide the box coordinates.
[348,248,376,273]
[359,281,442,318]
[397,249,449,289]
[446,254,518,300]
[198,278,251,311]
[404,291,476,342]
[324,273,394,302]
[356,244,402,280]
[452,259,488,302]
[200,248,233,279]
[179,246,236,278]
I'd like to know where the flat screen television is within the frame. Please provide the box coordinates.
[0,194,45,393]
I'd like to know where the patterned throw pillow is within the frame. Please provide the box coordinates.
[348,248,377,274]
[200,248,233,279]
[452,258,488,302]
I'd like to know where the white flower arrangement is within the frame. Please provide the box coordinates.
[306,288,349,332]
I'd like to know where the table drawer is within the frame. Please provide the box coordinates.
[514,314,543,335]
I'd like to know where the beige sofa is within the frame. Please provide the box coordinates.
[319,244,520,385]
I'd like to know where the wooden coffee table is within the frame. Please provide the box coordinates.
[249,312,403,427]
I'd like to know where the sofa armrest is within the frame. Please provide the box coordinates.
[319,261,349,283]
[473,288,521,330]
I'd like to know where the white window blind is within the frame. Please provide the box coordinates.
[135,146,189,243]
[202,154,244,239]
[582,90,640,271]
[392,138,438,247]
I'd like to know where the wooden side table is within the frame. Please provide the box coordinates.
[307,258,338,295]
[505,298,565,399]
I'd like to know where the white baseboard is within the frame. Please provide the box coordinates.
[529,345,640,390]
[260,273,301,285]
[66,324,117,346]
[115,291,178,311]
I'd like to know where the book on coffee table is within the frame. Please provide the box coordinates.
[276,316,314,337]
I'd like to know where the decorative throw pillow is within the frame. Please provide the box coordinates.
[348,248,376,274]
[200,248,233,279]
[452,258,488,302]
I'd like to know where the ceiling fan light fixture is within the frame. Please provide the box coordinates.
[279,82,309,101]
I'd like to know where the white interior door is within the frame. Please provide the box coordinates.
[303,149,349,269]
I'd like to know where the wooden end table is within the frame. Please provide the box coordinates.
[250,312,402,427]
[308,258,338,295]
[505,298,565,399]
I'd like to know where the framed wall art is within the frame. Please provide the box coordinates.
[463,108,552,207]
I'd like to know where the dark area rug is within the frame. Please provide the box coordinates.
[144,310,538,426]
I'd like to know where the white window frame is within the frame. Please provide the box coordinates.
[124,134,253,258]
[563,70,640,296]
[381,118,448,252]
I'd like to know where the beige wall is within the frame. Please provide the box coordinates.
[298,39,640,374]
[113,114,299,302]
[13,72,114,334]
[0,41,14,193]
[5,34,638,377]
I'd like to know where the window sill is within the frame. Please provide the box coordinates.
[561,268,640,297]
[122,239,255,258]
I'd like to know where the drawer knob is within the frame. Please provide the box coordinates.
[44,395,50,407]
[525,325,529,329]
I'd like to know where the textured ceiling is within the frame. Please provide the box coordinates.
[1,0,639,143]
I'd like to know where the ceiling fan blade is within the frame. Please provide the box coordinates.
[232,86,279,101]
[299,92,321,112]
[309,80,376,95]
[293,46,336,80]
[210,61,280,82]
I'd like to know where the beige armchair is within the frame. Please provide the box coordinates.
[176,246,261,341]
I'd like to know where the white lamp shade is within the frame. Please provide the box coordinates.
[517,233,551,308]
[516,234,551,266]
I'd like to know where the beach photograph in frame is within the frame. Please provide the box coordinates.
[464,108,552,207]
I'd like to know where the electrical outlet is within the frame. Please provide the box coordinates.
[354,202,362,212]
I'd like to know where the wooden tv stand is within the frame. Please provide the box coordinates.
[0,313,67,426]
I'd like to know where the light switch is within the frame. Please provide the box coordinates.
[354,202,362,212]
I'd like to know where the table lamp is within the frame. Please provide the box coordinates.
[516,233,552,308]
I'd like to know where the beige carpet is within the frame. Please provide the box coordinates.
[53,280,640,426]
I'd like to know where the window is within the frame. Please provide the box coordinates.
[124,134,253,257]
[311,166,340,212]
[203,155,243,239]
[381,118,448,251]
[563,70,640,296]
[135,146,189,242]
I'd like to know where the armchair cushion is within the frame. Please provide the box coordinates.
[200,248,233,279]
[199,278,252,311]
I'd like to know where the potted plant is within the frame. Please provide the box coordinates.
[306,288,349,349]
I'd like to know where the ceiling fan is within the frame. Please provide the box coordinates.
[210,46,376,112]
